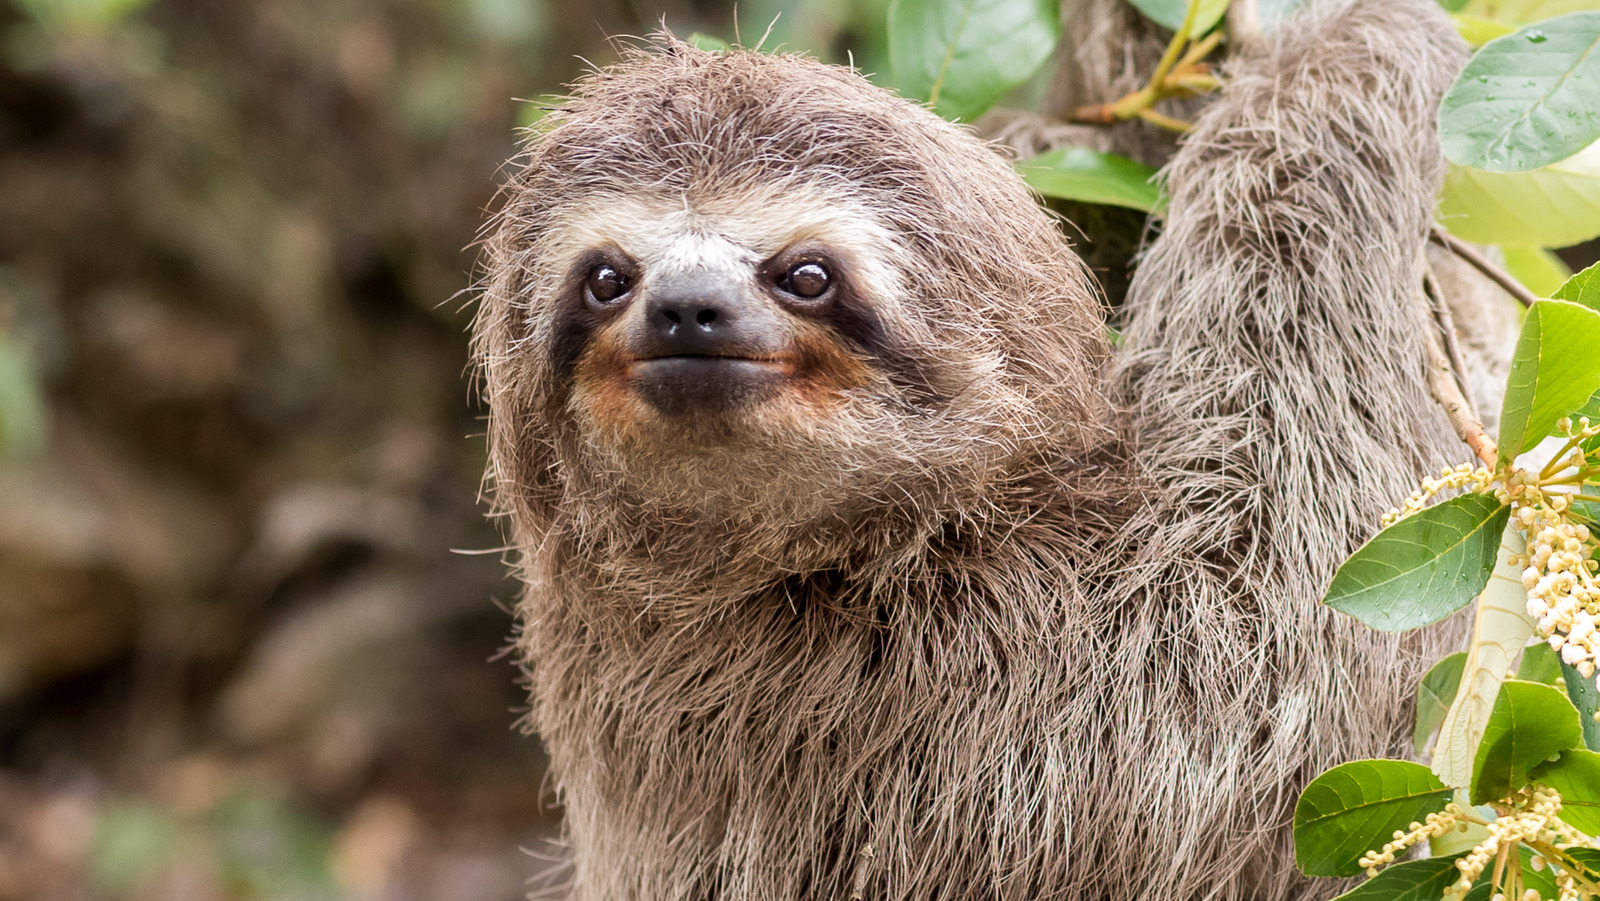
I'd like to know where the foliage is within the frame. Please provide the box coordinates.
[1297,262,1600,901]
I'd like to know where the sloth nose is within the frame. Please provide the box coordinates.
[644,282,743,356]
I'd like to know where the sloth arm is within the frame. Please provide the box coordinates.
[1080,0,1474,897]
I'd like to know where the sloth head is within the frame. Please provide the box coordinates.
[477,41,1111,570]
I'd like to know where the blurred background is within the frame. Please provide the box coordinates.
[0,0,888,898]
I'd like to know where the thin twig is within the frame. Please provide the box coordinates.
[1429,225,1539,309]
[1418,274,1498,469]
[1136,107,1194,132]
[1424,263,1473,408]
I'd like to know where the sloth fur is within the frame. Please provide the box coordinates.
[475,1,1477,897]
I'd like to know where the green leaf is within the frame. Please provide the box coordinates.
[0,334,46,460]
[1460,0,1600,24]
[1323,494,1510,632]
[1567,847,1600,879]
[1294,760,1454,877]
[1551,259,1600,309]
[1496,299,1600,465]
[1470,679,1583,803]
[1518,640,1564,683]
[1417,653,1470,755]
[687,33,730,52]
[1501,244,1572,297]
[1017,148,1163,212]
[1439,13,1600,173]
[1453,13,1518,45]
[1122,0,1229,33]
[1561,659,1600,751]
[888,0,1059,122]
[1530,748,1600,831]
[1326,856,1467,901]
[1436,527,1535,788]
[1436,143,1600,247]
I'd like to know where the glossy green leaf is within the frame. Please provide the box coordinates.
[1436,142,1600,247]
[1017,148,1163,212]
[1470,679,1583,803]
[1518,640,1563,684]
[1327,856,1467,901]
[1530,748,1600,831]
[1122,0,1229,33]
[1417,652,1469,755]
[1552,260,1600,309]
[1496,299,1600,465]
[1561,659,1600,751]
[1294,760,1454,877]
[1501,244,1572,297]
[1566,847,1600,878]
[888,0,1058,122]
[1439,13,1600,173]
[1436,527,1534,788]
[1323,494,1510,632]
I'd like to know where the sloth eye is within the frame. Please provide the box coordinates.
[585,264,632,304]
[777,261,832,299]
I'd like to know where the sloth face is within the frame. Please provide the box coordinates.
[478,45,1110,533]
[540,190,937,453]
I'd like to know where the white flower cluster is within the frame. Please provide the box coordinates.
[1381,463,1493,528]
[1519,494,1600,682]
[1358,804,1469,876]
[1510,417,1600,689]
[1441,786,1581,901]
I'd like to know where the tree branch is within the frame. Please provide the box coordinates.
[1429,226,1539,309]
[1420,266,1498,469]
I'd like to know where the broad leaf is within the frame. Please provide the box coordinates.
[1327,856,1467,901]
[1439,12,1600,172]
[1530,748,1600,831]
[1436,141,1600,247]
[1435,526,1534,788]
[1496,299,1600,465]
[1562,659,1600,751]
[1470,679,1583,803]
[1122,0,1228,34]
[888,0,1058,122]
[1517,640,1563,684]
[1017,148,1163,212]
[1416,653,1469,755]
[1501,244,1572,298]
[1551,260,1600,310]
[1323,494,1509,632]
[1294,760,1454,878]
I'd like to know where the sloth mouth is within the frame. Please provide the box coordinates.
[627,355,792,416]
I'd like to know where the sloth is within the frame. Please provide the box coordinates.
[474,0,1480,897]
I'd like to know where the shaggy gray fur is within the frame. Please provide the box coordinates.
[475,0,1477,897]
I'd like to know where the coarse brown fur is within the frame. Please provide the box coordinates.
[474,1,1477,897]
